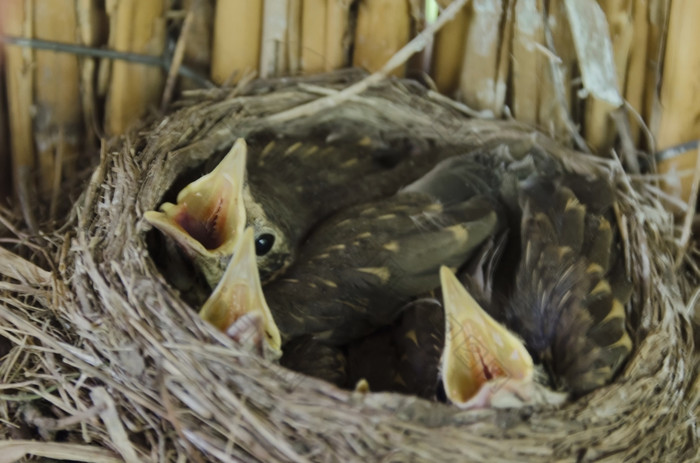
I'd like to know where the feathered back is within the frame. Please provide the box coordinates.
[505,178,632,395]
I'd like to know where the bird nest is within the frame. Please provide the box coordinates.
[0,71,698,462]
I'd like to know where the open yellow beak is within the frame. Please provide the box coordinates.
[439,266,533,407]
[199,227,282,359]
[144,138,247,288]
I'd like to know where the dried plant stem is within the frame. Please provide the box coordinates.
[324,0,351,71]
[430,0,470,95]
[511,0,543,126]
[104,0,167,135]
[2,0,37,230]
[458,0,504,115]
[162,9,194,110]
[655,0,700,151]
[260,0,289,78]
[623,0,650,145]
[211,0,263,84]
[300,0,326,73]
[353,0,411,77]
[33,0,82,206]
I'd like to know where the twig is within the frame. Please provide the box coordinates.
[161,9,195,110]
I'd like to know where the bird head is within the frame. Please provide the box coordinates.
[144,138,248,288]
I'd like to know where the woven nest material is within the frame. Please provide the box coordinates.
[0,71,698,462]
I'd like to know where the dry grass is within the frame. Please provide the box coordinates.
[0,72,697,462]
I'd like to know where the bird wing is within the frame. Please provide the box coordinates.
[507,178,632,394]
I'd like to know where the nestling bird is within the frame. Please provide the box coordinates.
[440,177,633,407]
[144,139,247,289]
[145,135,477,289]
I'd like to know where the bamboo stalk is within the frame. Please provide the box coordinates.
[493,0,513,114]
[33,0,83,204]
[182,0,214,88]
[654,0,700,151]
[584,0,633,152]
[104,0,167,135]
[655,0,700,203]
[458,0,504,115]
[511,0,544,126]
[622,0,649,145]
[353,0,411,77]
[0,50,8,202]
[2,0,37,228]
[300,0,327,74]
[539,0,576,142]
[430,0,470,95]
[643,0,670,135]
[260,0,288,78]
[324,0,351,71]
[211,0,262,84]
[76,0,105,149]
[287,0,301,74]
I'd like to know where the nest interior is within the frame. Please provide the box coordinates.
[0,72,698,462]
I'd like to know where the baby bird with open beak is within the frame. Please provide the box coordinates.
[440,178,632,408]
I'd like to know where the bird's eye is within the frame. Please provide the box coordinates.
[255,233,275,256]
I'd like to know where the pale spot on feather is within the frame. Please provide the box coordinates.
[319,279,338,288]
[357,136,372,146]
[557,246,572,259]
[404,329,418,346]
[587,263,604,275]
[602,298,625,322]
[565,197,582,211]
[445,225,468,244]
[326,244,346,251]
[341,158,358,168]
[356,232,372,239]
[357,267,391,284]
[377,214,396,220]
[284,141,303,156]
[383,241,399,252]
[590,280,612,296]
[261,141,276,157]
[302,145,319,157]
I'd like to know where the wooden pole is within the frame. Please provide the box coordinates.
[655,0,700,204]
[211,0,263,84]
[430,0,470,95]
[2,0,37,228]
[33,0,83,211]
[353,0,411,77]
[458,0,505,115]
[104,0,167,135]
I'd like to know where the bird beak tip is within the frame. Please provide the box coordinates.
[200,228,282,354]
[439,266,534,407]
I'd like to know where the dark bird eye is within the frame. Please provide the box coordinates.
[255,233,275,256]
